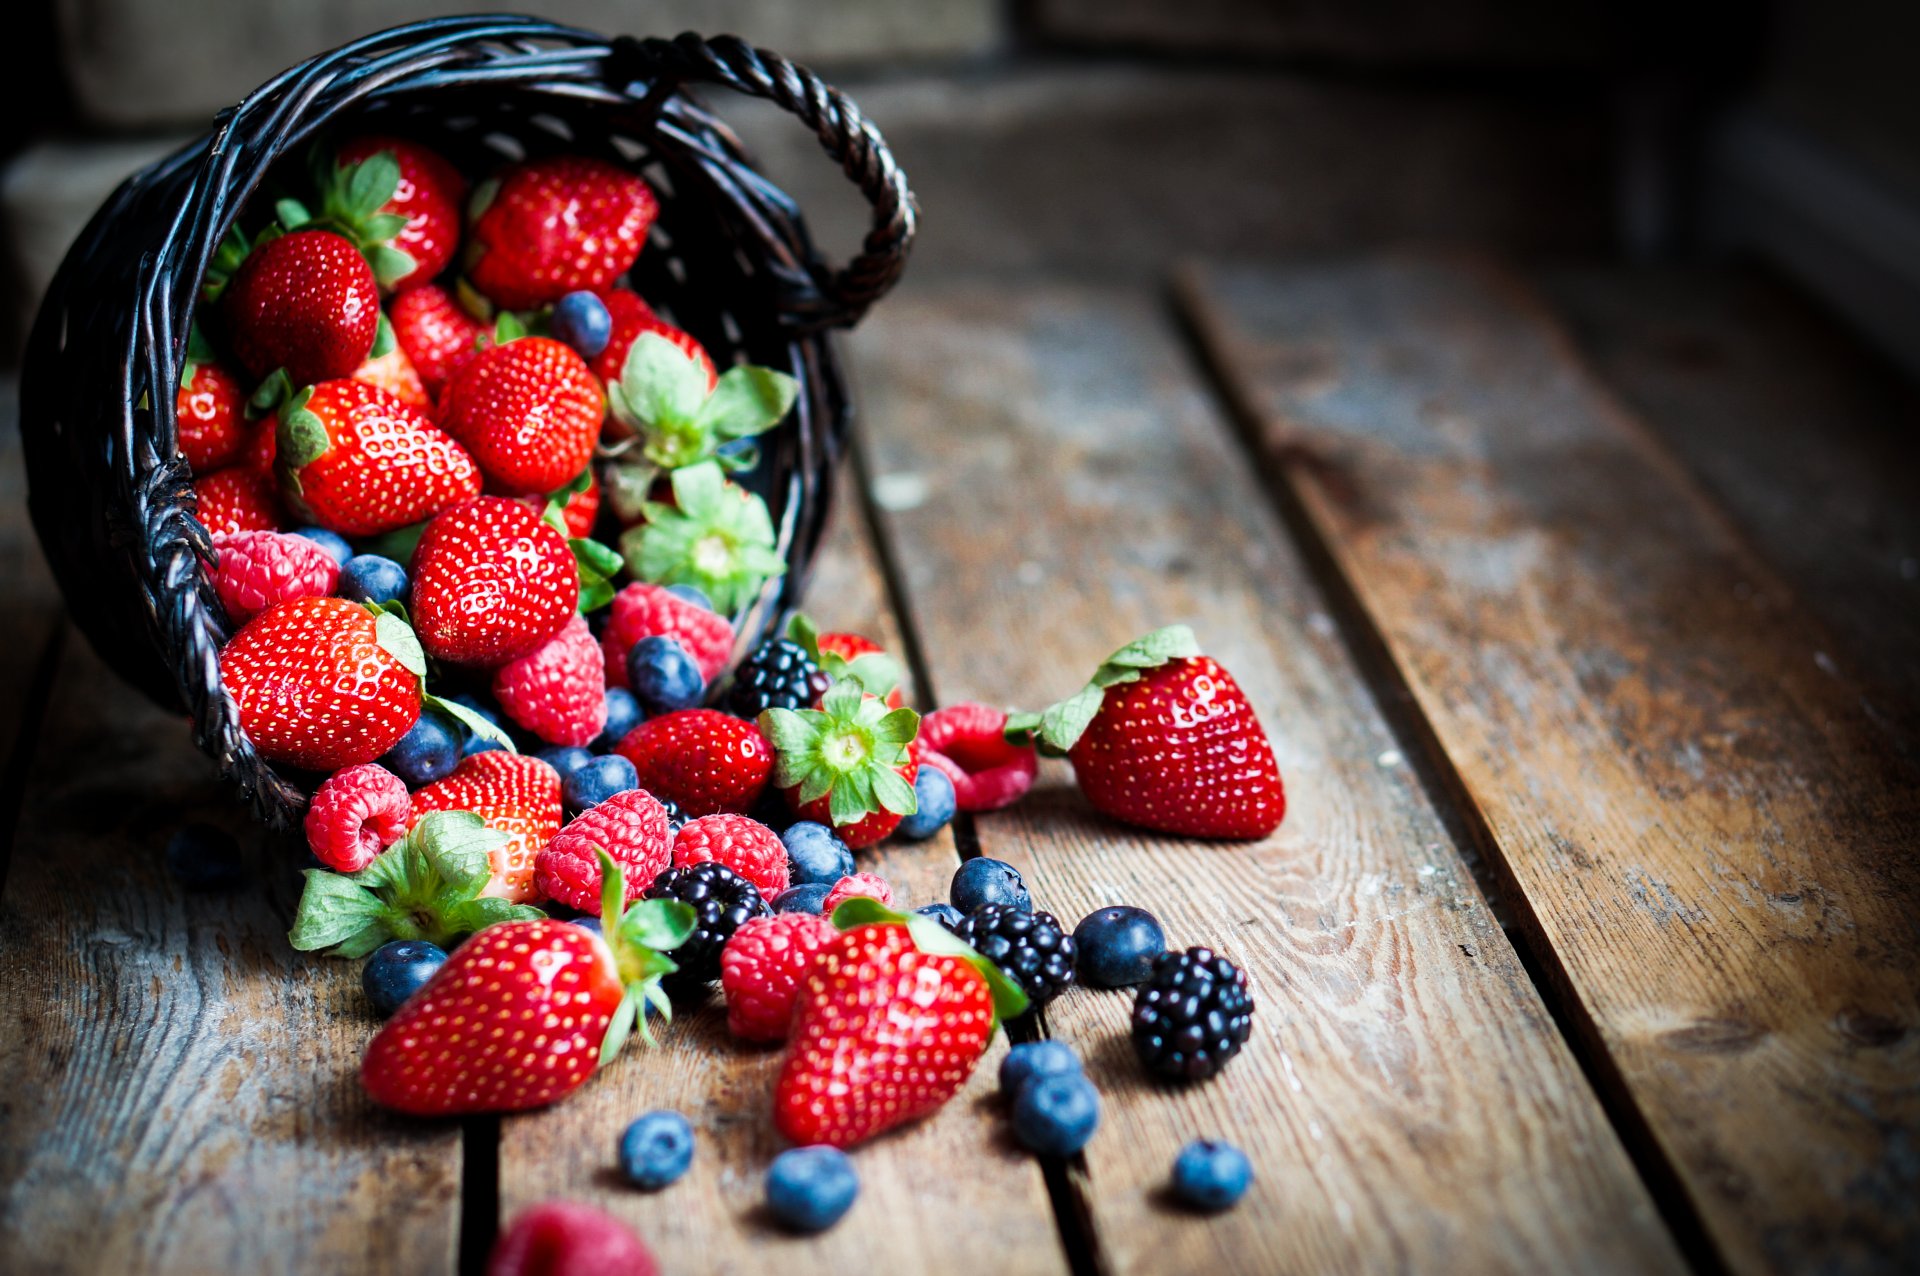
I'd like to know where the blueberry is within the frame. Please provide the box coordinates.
[781,822,854,886]
[951,857,1032,915]
[535,745,596,783]
[571,915,605,936]
[290,526,352,565]
[337,553,409,605]
[666,584,712,610]
[999,1040,1082,1100]
[595,688,642,752]
[565,753,640,813]
[627,635,704,716]
[618,1110,695,1190]
[362,939,446,1018]
[766,1146,859,1232]
[1011,1072,1100,1157]
[1071,905,1167,988]
[914,902,965,929]
[894,767,957,841]
[772,882,834,914]
[164,823,245,891]
[550,290,613,358]
[381,713,460,786]
[1171,1139,1252,1211]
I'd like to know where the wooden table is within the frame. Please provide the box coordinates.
[2,255,1915,1275]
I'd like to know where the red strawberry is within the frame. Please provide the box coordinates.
[274,379,480,536]
[438,337,604,496]
[194,465,287,534]
[466,156,658,310]
[491,614,606,747]
[487,1202,657,1276]
[535,787,674,913]
[602,582,734,689]
[410,496,578,666]
[672,813,788,898]
[390,282,488,400]
[590,287,715,389]
[521,469,600,539]
[240,417,278,472]
[352,343,432,413]
[821,872,894,914]
[176,360,248,471]
[919,702,1038,812]
[1017,626,1284,840]
[761,683,921,849]
[224,229,380,385]
[333,136,467,294]
[409,752,564,903]
[304,762,410,872]
[211,528,340,625]
[218,596,422,770]
[720,912,836,1043]
[614,709,772,816]
[775,915,1016,1148]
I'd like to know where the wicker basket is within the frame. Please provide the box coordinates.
[18,16,915,829]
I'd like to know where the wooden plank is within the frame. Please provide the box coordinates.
[849,285,1682,1275]
[496,502,1067,1275]
[1180,254,1920,1276]
[0,636,462,1274]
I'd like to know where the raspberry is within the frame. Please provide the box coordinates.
[821,872,894,914]
[212,529,339,626]
[535,787,674,912]
[719,912,837,1042]
[304,763,410,872]
[602,582,734,689]
[486,1201,657,1276]
[919,702,1038,812]
[673,813,790,899]
[492,614,608,748]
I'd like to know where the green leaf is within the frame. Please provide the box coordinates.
[619,332,710,432]
[423,692,518,753]
[412,809,500,894]
[361,520,428,566]
[871,766,919,816]
[369,313,396,360]
[467,176,500,223]
[757,707,821,756]
[694,365,797,440]
[619,461,782,614]
[448,898,545,933]
[288,870,387,952]
[275,198,312,230]
[1038,684,1106,754]
[373,610,427,678]
[184,321,217,370]
[828,896,898,930]
[249,368,296,419]
[277,407,329,469]
[598,848,626,935]
[494,311,528,344]
[570,536,623,579]
[1003,710,1043,743]
[1095,625,1200,681]
[619,898,696,952]
[599,987,639,1065]
[455,277,495,323]
[362,212,411,241]
[570,537,623,615]
[366,245,416,288]
[828,898,1032,1030]
[345,150,401,217]
[872,705,919,745]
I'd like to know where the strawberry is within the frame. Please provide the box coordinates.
[218,596,423,770]
[438,337,604,496]
[176,359,248,471]
[535,787,674,913]
[211,528,340,625]
[240,417,278,472]
[410,496,579,666]
[223,228,381,385]
[352,343,432,413]
[760,682,921,849]
[919,702,1038,812]
[604,334,794,475]
[491,613,607,747]
[390,283,488,400]
[719,911,836,1043]
[488,1202,657,1276]
[274,379,480,536]
[1010,626,1285,840]
[521,469,600,540]
[774,902,1026,1148]
[409,751,564,903]
[613,709,772,816]
[590,287,715,388]
[601,581,734,689]
[194,466,287,534]
[619,462,786,616]
[816,633,905,708]
[361,852,697,1116]
[330,136,467,294]
[671,813,788,898]
[465,155,658,310]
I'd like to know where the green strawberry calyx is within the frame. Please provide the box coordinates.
[284,147,417,289]
[1004,624,1201,756]
[619,460,786,616]
[288,810,542,958]
[608,332,797,473]
[759,679,919,828]
[593,849,697,1063]
[786,613,903,702]
[828,897,1030,1031]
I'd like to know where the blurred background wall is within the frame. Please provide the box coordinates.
[0,0,1914,375]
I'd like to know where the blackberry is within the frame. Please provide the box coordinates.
[1130,947,1254,1081]
[720,638,830,719]
[657,794,689,833]
[954,905,1075,1012]
[643,861,771,981]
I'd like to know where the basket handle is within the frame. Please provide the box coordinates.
[612,33,915,329]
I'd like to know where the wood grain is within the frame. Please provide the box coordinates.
[495,503,1067,1274]
[1181,254,1920,1276]
[849,284,1681,1274]
[0,636,461,1275]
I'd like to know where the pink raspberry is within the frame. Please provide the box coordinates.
[601,582,734,689]
[920,702,1039,812]
[487,1201,656,1276]
[821,872,894,914]
[304,763,410,872]
[719,912,837,1042]
[493,614,608,747]
[535,788,673,912]
[672,813,789,899]
[212,529,339,626]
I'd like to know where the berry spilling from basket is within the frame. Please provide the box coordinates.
[176,133,1282,1245]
